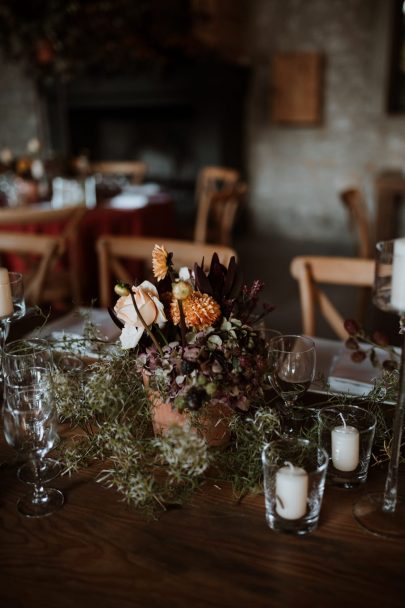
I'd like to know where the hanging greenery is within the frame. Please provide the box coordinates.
[0,0,214,83]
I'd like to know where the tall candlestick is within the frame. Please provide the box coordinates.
[0,268,13,318]
[275,461,308,520]
[332,425,359,472]
[391,238,405,311]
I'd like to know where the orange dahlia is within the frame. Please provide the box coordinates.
[170,291,221,330]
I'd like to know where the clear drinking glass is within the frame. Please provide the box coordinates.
[3,381,64,517]
[262,437,329,535]
[268,335,316,431]
[4,358,62,484]
[318,405,376,488]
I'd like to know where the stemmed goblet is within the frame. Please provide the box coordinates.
[3,340,62,483]
[353,239,405,537]
[268,334,316,434]
[3,370,64,517]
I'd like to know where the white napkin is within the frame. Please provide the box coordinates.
[328,347,387,396]
[109,193,147,209]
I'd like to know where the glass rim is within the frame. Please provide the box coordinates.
[261,437,329,469]
[3,338,51,357]
[268,334,315,353]
[318,404,376,430]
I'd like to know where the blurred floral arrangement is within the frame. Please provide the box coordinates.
[0,137,47,205]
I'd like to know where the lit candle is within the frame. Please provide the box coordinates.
[275,461,308,520]
[391,238,405,311]
[331,417,359,472]
[0,267,13,318]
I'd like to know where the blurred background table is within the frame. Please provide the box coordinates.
[0,185,175,306]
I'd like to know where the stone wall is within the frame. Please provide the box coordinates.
[0,60,43,155]
[246,0,405,243]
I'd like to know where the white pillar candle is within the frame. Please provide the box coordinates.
[391,238,405,311]
[275,461,308,520]
[331,425,359,471]
[0,267,13,318]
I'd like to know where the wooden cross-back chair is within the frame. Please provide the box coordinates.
[340,188,375,322]
[96,235,237,308]
[340,188,373,259]
[290,255,375,340]
[90,161,148,185]
[194,166,241,244]
[0,232,64,305]
[0,204,86,306]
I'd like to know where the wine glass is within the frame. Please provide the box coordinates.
[0,271,26,350]
[3,343,62,484]
[353,239,405,537]
[268,334,316,433]
[3,338,54,378]
[3,378,64,517]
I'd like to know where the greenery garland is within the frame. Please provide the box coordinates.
[50,322,401,519]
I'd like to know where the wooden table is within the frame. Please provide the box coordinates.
[0,436,404,608]
[375,170,405,242]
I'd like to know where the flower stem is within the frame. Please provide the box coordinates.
[129,290,163,356]
[168,270,187,348]
[177,300,187,348]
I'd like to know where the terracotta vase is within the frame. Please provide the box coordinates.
[146,382,231,447]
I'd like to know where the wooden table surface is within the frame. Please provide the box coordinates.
[0,435,404,608]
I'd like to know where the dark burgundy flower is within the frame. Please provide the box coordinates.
[383,359,398,371]
[371,330,389,347]
[351,350,366,363]
[344,319,360,336]
[345,337,359,350]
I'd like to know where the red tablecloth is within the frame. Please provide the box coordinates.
[0,195,175,305]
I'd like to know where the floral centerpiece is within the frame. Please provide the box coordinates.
[110,246,273,430]
[54,245,280,516]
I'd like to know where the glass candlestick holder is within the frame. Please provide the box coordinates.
[353,239,405,537]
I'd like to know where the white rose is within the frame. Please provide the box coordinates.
[114,280,166,349]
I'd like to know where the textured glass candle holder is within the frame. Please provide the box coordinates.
[262,437,328,536]
[353,239,405,538]
[318,405,376,488]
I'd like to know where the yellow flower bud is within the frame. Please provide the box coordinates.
[114,283,130,297]
[172,280,193,301]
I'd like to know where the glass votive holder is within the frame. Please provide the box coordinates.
[262,437,329,535]
[318,405,376,488]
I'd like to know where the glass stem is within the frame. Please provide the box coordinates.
[31,458,48,504]
[383,328,405,512]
